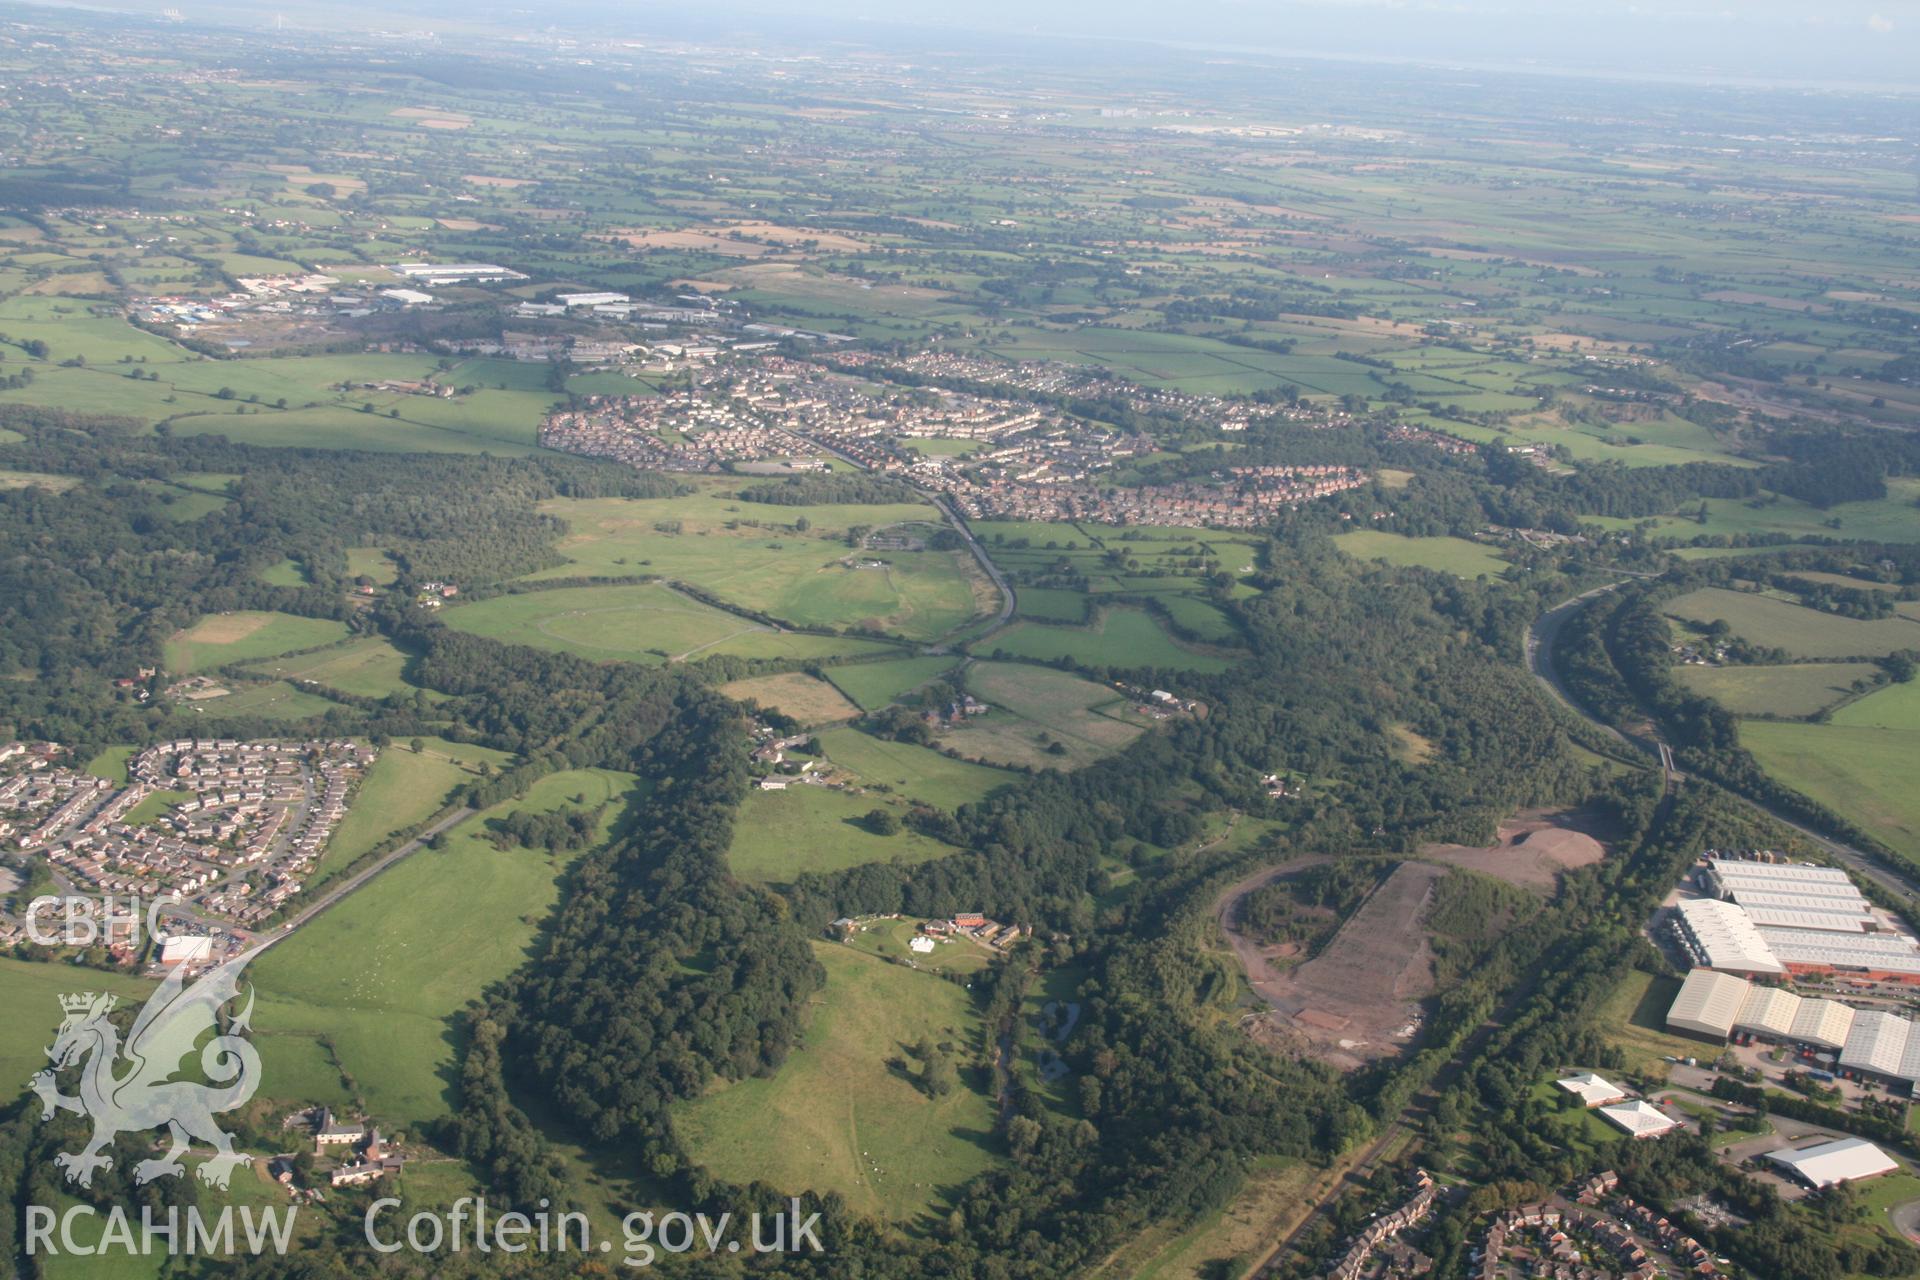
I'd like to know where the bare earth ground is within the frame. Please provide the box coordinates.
[1417,806,1609,894]
[1219,860,1445,1071]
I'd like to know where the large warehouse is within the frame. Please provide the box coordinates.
[1665,968,1857,1049]
[1673,857,1920,983]
[1767,1138,1900,1189]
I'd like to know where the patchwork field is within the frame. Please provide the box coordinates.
[250,768,640,1126]
[935,661,1144,770]
[528,485,994,642]
[1664,588,1920,659]
[719,672,861,724]
[976,605,1236,673]
[1675,661,1881,718]
[675,942,998,1226]
[1741,720,1920,866]
[824,655,961,710]
[163,610,352,674]
[1334,529,1510,578]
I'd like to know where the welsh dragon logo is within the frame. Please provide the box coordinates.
[30,945,264,1189]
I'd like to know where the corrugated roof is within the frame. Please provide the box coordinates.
[1674,899,1784,974]
[1788,999,1856,1051]
[1841,1010,1914,1078]
[1667,968,1750,1038]
[1735,985,1800,1038]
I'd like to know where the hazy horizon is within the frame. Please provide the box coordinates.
[20,0,1920,91]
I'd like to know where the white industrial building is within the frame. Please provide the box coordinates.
[1670,899,1786,975]
[1767,1137,1900,1188]
[1664,968,1856,1050]
[158,934,213,966]
[1678,857,1920,983]
[1555,1072,1627,1108]
[1597,1100,1682,1139]
[390,262,527,283]
[557,291,629,308]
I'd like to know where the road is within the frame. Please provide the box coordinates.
[1526,588,1920,903]
[929,494,1015,638]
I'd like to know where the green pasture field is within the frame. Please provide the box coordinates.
[1664,588,1920,659]
[1831,678,1920,730]
[1334,529,1509,578]
[169,403,544,455]
[674,942,998,1226]
[1674,662,1881,719]
[1740,720,1920,867]
[528,488,990,643]
[727,780,961,882]
[306,742,476,886]
[257,557,309,587]
[937,661,1145,770]
[1158,594,1241,643]
[718,671,861,724]
[824,655,961,710]
[817,726,1013,811]
[239,636,430,701]
[182,681,340,722]
[251,768,640,1126]
[163,610,352,674]
[444,583,800,663]
[975,606,1236,673]
[1014,587,1091,623]
[346,547,399,584]
[138,480,228,522]
[0,959,154,1102]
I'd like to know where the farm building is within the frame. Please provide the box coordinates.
[1555,1072,1627,1107]
[1766,1138,1899,1189]
[1597,1100,1682,1139]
